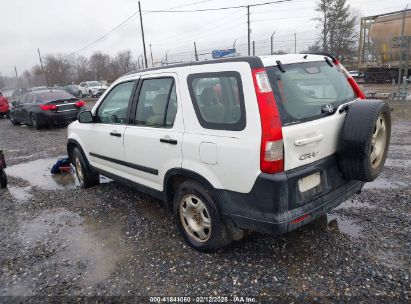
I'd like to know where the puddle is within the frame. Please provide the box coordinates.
[19,208,132,286]
[363,177,407,190]
[6,158,76,191]
[335,199,376,210]
[327,214,362,239]
[5,158,111,191]
[376,249,404,269]
[2,282,35,296]
[99,175,112,184]
[384,158,411,168]
[7,186,32,202]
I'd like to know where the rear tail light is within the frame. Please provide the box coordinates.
[39,104,57,111]
[333,59,366,99]
[252,68,284,174]
[75,100,85,107]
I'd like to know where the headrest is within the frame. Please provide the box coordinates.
[152,94,168,114]
[200,87,218,106]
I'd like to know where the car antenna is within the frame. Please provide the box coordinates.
[276,60,286,73]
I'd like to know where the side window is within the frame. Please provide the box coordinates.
[19,95,28,104]
[97,81,135,124]
[187,72,245,131]
[27,94,35,103]
[21,94,33,104]
[135,78,177,128]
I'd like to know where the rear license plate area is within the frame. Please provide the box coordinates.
[297,172,323,205]
[298,172,321,192]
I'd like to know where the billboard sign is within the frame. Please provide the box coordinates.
[212,49,236,59]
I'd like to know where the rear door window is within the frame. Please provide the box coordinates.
[188,72,245,131]
[266,61,355,125]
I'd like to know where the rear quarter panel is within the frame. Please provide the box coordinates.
[178,62,262,193]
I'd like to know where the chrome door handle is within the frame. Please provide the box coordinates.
[294,134,323,146]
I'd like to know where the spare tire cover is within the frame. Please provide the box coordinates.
[338,100,391,182]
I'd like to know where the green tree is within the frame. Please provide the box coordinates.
[315,0,359,63]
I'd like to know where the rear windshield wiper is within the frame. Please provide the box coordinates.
[276,60,286,73]
[324,57,334,67]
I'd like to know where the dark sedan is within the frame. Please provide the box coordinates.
[10,90,85,129]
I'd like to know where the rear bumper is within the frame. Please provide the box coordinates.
[38,110,80,125]
[216,155,364,234]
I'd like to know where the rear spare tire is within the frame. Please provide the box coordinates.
[338,100,391,182]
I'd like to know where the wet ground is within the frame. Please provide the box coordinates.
[0,103,410,302]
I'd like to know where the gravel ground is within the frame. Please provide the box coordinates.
[0,103,410,302]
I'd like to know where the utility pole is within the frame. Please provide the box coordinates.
[138,1,148,68]
[294,33,297,53]
[37,48,48,86]
[247,6,250,56]
[252,41,255,56]
[14,66,20,89]
[194,42,199,61]
[398,5,408,89]
[165,50,170,65]
[270,31,276,55]
[150,44,154,67]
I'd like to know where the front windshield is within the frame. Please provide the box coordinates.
[88,81,102,87]
[266,61,356,125]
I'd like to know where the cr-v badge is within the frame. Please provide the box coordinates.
[299,151,319,160]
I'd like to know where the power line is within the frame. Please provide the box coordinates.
[144,0,293,13]
[150,10,245,47]
[67,12,139,57]
[66,0,218,56]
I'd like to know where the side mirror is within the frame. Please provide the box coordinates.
[78,111,94,123]
[12,101,18,106]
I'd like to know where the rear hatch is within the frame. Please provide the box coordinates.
[265,59,357,171]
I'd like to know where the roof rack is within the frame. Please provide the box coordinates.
[122,56,263,77]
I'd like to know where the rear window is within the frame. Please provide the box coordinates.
[266,61,355,125]
[34,90,75,102]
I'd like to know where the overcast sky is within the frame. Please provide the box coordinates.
[0,0,408,77]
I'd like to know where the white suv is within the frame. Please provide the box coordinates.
[67,54,391,251]
[78,81,108,98]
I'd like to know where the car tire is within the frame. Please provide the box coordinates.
[5,112,10,119]
[173,180,232,252]
[338,100,391,182]
[10,114,19,125]
[30,113,41,130]
[72,147,100,188]
[0,169,7,188]
[89,91,93,98]
[79,91,83,98]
